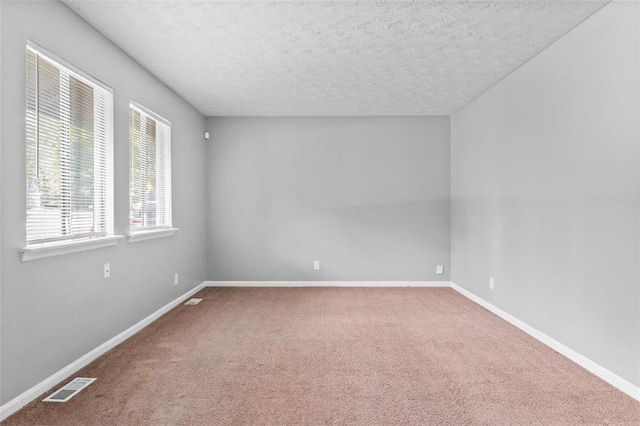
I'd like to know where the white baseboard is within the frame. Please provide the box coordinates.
[0,281,208,422]
[204,281,452,287]
[450,282,640,402]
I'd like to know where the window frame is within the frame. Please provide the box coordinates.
[20,41,118,261]
[128,101,174,240]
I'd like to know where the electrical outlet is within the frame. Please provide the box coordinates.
[436,265,444,275]
[313,261,320,270]
[489,277,494,290]
[104,263,110,279]
[174,273,179,285]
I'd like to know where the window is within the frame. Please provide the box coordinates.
[129,102,172,234]
[25,43,113,245]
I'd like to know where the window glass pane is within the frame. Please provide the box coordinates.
[129,103,171,232]
[26,45,113,244]
[26,53,64,241]
[130,109,143,230]
[69,76,94,235]
[144,118,157,227]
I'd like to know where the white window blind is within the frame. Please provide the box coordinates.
[129,102,172,233]
[26,43,113,244]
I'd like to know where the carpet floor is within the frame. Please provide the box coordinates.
[4,287,639,425]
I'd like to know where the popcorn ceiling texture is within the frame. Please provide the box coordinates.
[64,0,608,116]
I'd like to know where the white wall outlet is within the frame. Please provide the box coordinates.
[104,263,110,279]
[313,261,320,270]
[436,265,444,275]
[489,277,494,290]
[174,273,179,285]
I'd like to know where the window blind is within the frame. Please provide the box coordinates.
[26,44,114,244]
[129,102,172,232]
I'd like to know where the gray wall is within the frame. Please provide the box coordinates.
[206,116,450,281]
[1,1,207,404]
[451,0,639,386]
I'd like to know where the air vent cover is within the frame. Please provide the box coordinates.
[185,298,203,306]
[43,378,96,402]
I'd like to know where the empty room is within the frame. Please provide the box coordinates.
[0,0,638,424]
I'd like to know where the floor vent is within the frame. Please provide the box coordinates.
[43,378,96,402]
[185,298,203,306]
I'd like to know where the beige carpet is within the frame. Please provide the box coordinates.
[5,287,639,425]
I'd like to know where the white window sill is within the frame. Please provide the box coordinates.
[127,228,178,243]
[19,235,124,262]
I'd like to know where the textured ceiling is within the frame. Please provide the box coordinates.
[63,0,608,116]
